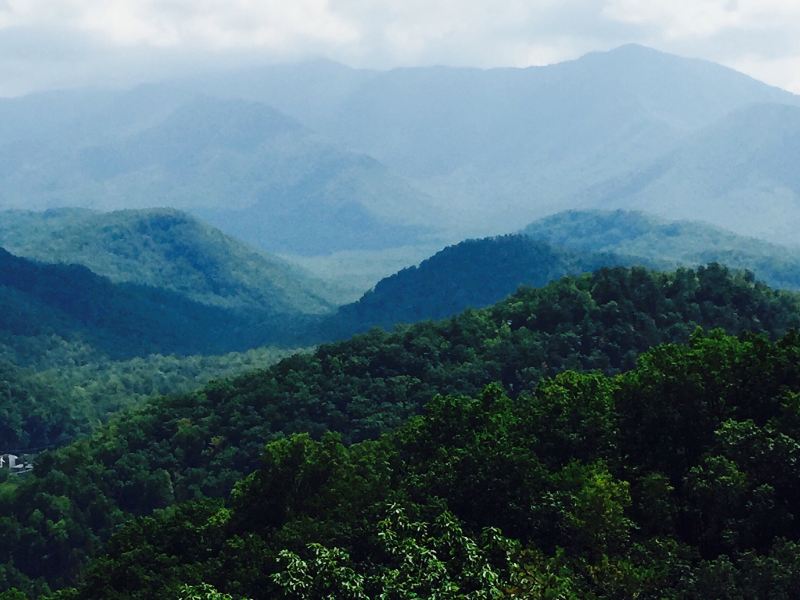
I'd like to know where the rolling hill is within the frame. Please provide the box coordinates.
[523,209,800,289]
[323,235,643,337]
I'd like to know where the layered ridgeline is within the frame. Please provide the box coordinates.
[523,210,800,290]
[69,331,800,599]
[0,208,341,311]
[0,247,311,363]
[0,230,318,450]
[2,265,800,595]
[0,97,434,255]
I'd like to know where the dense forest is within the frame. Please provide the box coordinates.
[50,330,800,598]
[3,38,800,600]
[0,346,299,451]
[2,264,800,596]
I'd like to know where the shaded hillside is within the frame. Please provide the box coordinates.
[0,248,306,362]
[584,103,800,245]
[0,208,339,312]
[524,209,800,289]
[323,234,648,337]
[3,264,800,594]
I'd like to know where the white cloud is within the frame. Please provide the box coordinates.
[0,0,797,95]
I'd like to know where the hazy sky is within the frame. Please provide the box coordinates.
[0,0,799,96]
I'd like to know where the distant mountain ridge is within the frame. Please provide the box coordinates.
[583,103,800,245]
[200,44,798,234]
[0,45,797,249]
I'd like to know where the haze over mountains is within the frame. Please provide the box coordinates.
[591,103,800,242]
[216,44,798,234]
[1,44,799,252]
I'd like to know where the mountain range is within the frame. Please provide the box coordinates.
[194,44,800,238]
[5,41,800,600]
[10,205,800,357]
[0,45,799,252]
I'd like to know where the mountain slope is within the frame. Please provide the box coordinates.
[0,208,338,312]
[0,97,435,254]
[523,209,800,290]
[585,103,800,245]
[3,264,800,593]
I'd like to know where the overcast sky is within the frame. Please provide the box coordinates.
[0,0,799,96]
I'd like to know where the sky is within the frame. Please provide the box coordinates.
[0,0,799,96]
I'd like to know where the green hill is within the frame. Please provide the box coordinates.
[523,209,800,290]
[0,208,339,312]
[0,346,299,453]
[323,234,650,338]
[2,264,799,594]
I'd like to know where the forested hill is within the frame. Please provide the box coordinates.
[0,247,306,362]
[323,234,652,338]
[75,331,800,599]
[523,209,800,290]
[3,264,800,595]
[0,208,339,312]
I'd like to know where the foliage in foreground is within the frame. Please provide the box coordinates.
[58,331,800,598]
[2,264,800,594]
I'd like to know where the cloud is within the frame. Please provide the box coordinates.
[0,0,797,95]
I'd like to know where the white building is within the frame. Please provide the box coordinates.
[1,454,23,470]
